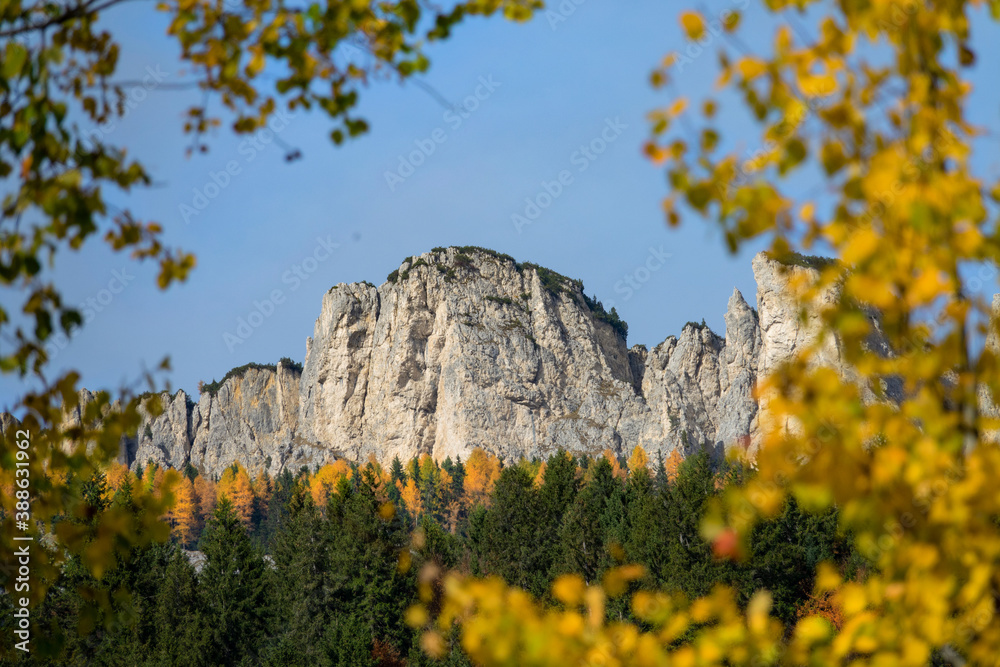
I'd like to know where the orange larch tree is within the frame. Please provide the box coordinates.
[626,445,649,475]
[104,462,132,495]
[170,476,199,546]
[253,471,272,521]
[141,461,160,493]
[438,467,455,507]
[602,449,625,481]
[398,478,422,520]
[664,448,684,483]
[463,447,501,508]
[151,466,167,499]
[363,455,390,498]
[532,461,547,488]
[217,462,255,528]
[194,475,216,528]
[310,460,351,508]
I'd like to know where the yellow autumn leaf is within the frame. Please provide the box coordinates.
[552,575,586,606]
[799,202,816,222]
[841,227,881,265]
[246,49,265,76]
[839,584,868,616]
[775,25,792,53]
[815,562,842,591]
[557,612,584,637]
[797,72,838,97]
[906,269,948,307]
[737,57,767,81]
[679,11,706,40]
[795,615,834,644]
[845,273,896,309]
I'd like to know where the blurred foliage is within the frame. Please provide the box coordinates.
[422,0,1000,664]
[8,0,1000,662]
[3,446,867,664]
[0,0,540,657]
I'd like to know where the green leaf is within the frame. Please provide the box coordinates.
[909,202,932,231]
[686,184,712,211]
[779,137,807,174]
[3,42,28,78]
[60,308,82,332]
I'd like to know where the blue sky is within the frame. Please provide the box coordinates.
[2,0,999,406]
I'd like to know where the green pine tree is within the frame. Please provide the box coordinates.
[554,457,624,585]
[262,486,331,666]
[390,455,407,484]
[149,547,209,666]
[623,466,669,585]
[738,497,845,625]
[258,468,297,548]
[419,456,443,520]
[450,456,466,499]
[531,450,581,594]
[199,496,270,665]
[323,476,415,664]
[472,466,550,597]
[662,447,735,598]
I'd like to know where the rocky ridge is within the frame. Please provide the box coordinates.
[2,247,890,477]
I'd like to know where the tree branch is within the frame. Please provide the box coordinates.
[0,0,146,38]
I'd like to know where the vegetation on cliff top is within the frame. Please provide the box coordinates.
[386,247,629,340]
[199,357,302,396]
[771,251,838,271]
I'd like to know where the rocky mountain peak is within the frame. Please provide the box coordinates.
[6,249,895,478]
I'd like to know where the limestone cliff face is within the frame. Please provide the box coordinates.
[190,362,308,474]
[124,360,335,476]
[717,289,761,447]
[751,254,841,442]
[298,249,658,464]
[295,247,776,467]
[62,248,866,477]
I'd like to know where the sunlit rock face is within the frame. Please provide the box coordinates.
[55,247,886,477]
[122,361,336,477]
[294,247,770,470]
